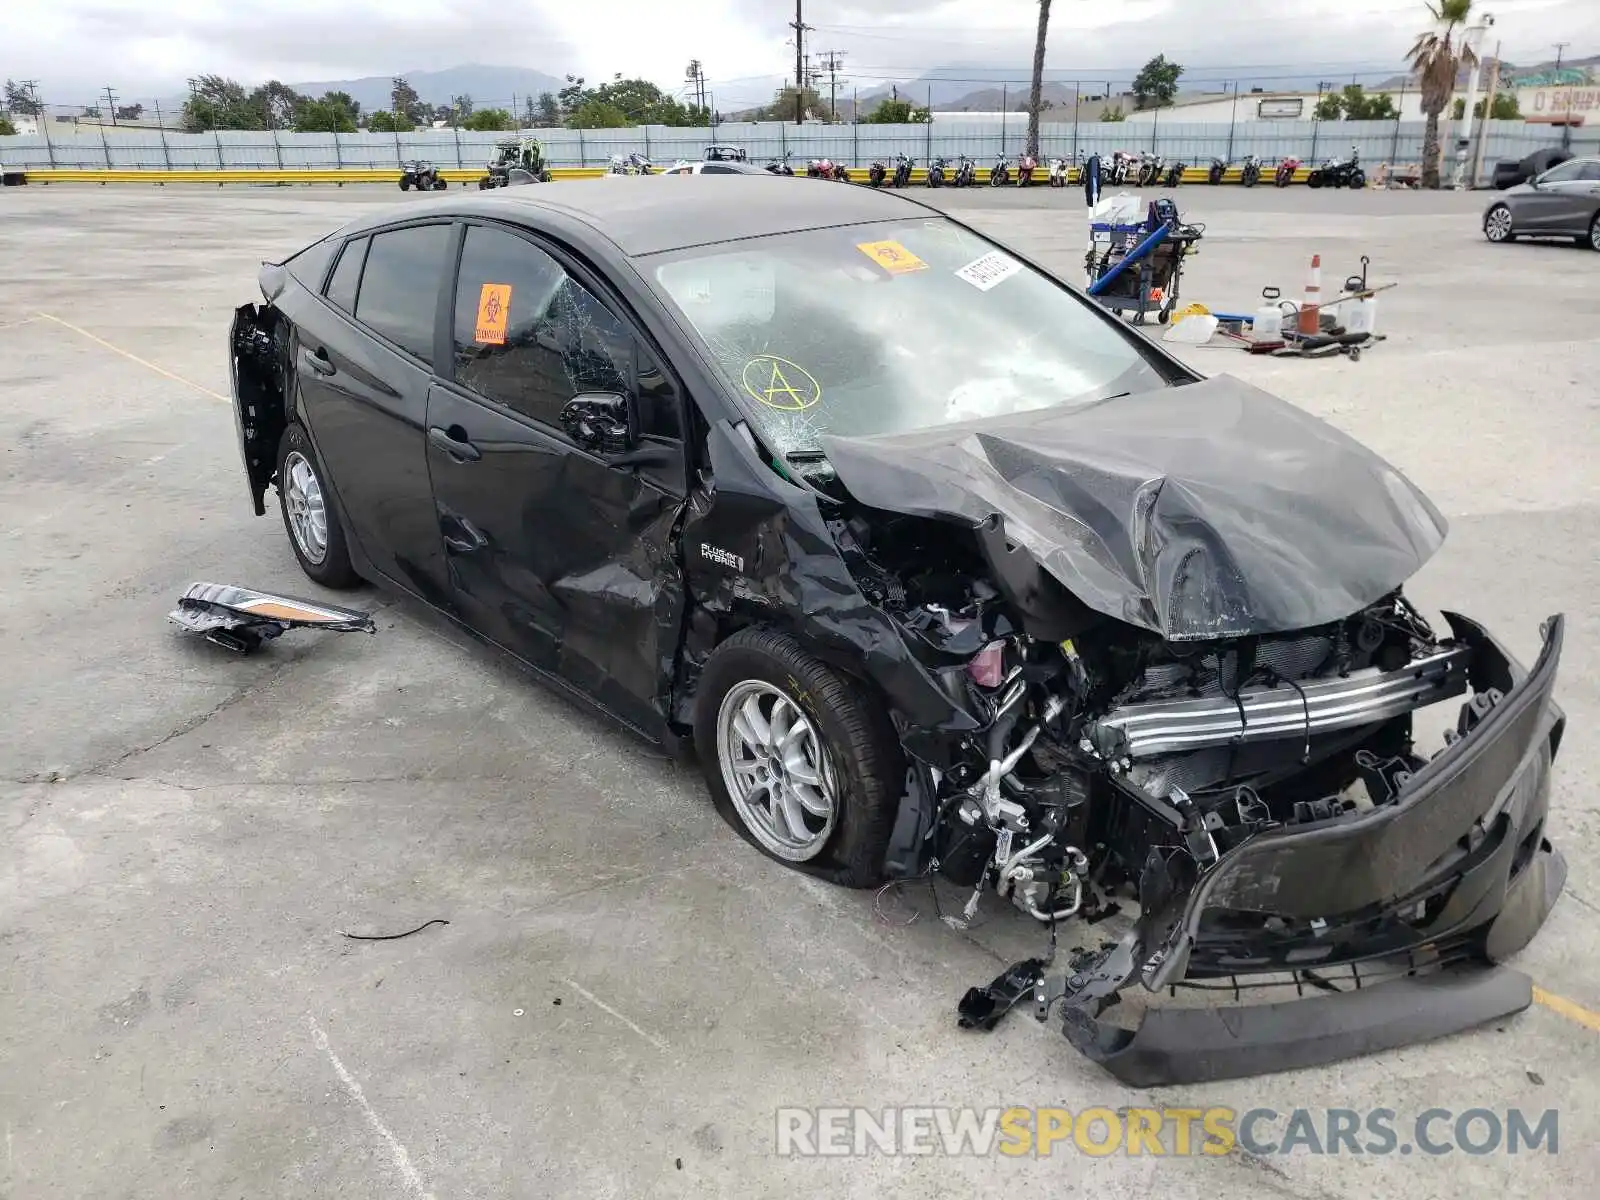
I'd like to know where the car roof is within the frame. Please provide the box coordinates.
[343,176,936,256]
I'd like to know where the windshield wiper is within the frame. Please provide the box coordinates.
[783,450,830,463]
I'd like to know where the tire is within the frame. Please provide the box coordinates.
[1483,203,1515,243]
[1348,171,1365,189]
[1307,171,1323,189]
[434,178,448,191]
[694,628,904,888]
[399,178,411,191]
[1589,213,1600,252]
[276,423,360,589]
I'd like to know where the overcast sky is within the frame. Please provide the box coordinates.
[6,0,1598,106]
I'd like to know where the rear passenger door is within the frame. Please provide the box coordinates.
[424,221,689,736]
[296,221,454,604]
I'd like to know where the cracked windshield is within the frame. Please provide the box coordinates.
[649,218,1169,458]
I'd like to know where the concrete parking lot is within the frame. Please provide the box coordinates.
[2,180,1598,1198]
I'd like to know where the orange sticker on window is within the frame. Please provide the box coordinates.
[856,240,928,275]
[474,283,512,344]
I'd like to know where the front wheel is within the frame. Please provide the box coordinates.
[433,177,448,191]
[277,424,360,589]
[1348,171,1365,190]
[1484,203,1515,243]
[399,178,411,191]
[695,629,903,887]
[1307,171,1323,189]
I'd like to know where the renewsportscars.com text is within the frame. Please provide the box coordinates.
[775,1106,1559,1158]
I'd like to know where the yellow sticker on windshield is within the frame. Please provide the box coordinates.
[856,239,928,275]
[474,283,511,344]
[742,355,821,411]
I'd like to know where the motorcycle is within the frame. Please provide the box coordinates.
[990,154,1011,186]
[892,153,913,188]
[927,156,947,187]
[1207,157,1226,185]
[867,158,887,187]
[399,159,447,191]
[1274,156,1301,187]
[1108,151,1136,186]
[764,153,795,176]
[953,154,977,187]
[1137,154,1165,187]
[806,159,824,178]
[1308,147,1365,190]
[833,162,851,183]
[1048,157,1072,188]
[1163,159,1185,187]
[627,151,653,176]
[1240,154,1262,187]
[1016,152,1037,186]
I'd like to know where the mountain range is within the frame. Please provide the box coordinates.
[288,64,567,113]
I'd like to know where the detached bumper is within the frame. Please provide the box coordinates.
[1053,613,1568,1086]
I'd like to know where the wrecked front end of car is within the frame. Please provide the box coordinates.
[799,376,1568,1085]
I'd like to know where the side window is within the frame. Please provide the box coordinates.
[451,224,634,431]
[1539,160,1583,183]
[354,224,452,361]
[324,236,368,314]
[1579,162,1600,182]
[636,346,683,441]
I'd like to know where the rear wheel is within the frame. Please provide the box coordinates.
[1348,171,1365,189]
[277,423,360,589]
[1484,203,1515,243]
[1588,213,1600,252]
[433,177,448,191]
[399,178,411,191]
[694,629,903,887]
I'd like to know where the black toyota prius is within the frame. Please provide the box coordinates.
[231,177,1567,1085]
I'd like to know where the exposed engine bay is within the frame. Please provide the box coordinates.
[832,505,1468,925]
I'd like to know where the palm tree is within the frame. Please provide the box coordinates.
[1407,0,1477,188]
[1027,0,1052,157]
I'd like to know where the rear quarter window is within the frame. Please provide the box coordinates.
[325,237,368,314]
[285,238,340,293]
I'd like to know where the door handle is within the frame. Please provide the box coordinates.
[302,346,336,376]
[428,425,481,462]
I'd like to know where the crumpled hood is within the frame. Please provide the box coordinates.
[820,375,1448,641]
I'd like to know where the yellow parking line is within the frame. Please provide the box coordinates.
[36,310,229,404]
[1533,986,1600,1033]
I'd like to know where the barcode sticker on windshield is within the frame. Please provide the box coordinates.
[955,251,1023,292]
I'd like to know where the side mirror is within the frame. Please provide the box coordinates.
[560,392,634,456]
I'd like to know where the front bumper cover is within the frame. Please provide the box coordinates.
[965,612,1567,1086]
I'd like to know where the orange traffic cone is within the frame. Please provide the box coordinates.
[1298,254,1322,335]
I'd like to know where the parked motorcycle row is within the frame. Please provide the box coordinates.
[840,146,1366,190]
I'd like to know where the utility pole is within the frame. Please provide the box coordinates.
[103,86,119,125]
[818,50,845,122]
[685,60,707,112]
[1471,42,1502,189]
[790,0,810,124]
[24,81,54,166]
[1552,42,1572,149]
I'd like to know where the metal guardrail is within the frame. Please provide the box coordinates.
[16,165,1329,186]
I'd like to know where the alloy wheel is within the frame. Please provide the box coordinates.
[716,680,838,862]
[283,450,328,564]
[1485,206,1514,243]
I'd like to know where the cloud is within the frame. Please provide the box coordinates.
[9,0,1599,103]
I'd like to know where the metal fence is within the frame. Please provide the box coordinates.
[3,119,1591,184]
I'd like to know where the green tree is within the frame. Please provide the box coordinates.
[450,94,474,125]
[1451,91,1520,120]
[366,110,415,133]
[522,95,537,127]
[296,91,360,132]
[183,75,262,131]
[249,80,305,129]
[1407,0,1477,188]
[862,97,930,124]
[536,92,560,126]
[1315,91,1345,120]
[0,116,16,136]
[567,99,629,128]
[558,74,588,120]
[5,80,42,116]
[464,107,514,131]
[1131,54,1183,109]
[1026,0,1052,155]
[389,76,428,124]
[1099,105,1126,122]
